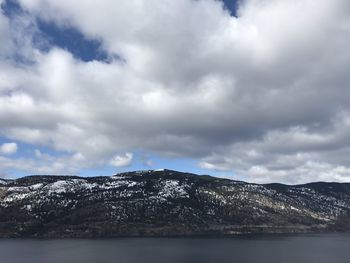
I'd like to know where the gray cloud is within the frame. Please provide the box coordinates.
[0,0,350,182]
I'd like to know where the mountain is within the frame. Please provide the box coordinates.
[0,169,350,238]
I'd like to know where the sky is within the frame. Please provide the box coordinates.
[0,0,350,184]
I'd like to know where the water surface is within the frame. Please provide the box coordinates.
[0,234,349,263]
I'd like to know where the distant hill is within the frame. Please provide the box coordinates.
[0,169,350,237]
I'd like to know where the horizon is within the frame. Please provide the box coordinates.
[2,168,350,186]
[1,0,350,185]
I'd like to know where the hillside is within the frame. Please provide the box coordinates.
[0,169,350,237]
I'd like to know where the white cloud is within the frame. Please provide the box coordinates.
[72,152,85,162]
[199,161,226,171]
[0,0,350,182]
[34,149,42,158]
[0,142,18,155]
[0,151,90,176]
[109,153,133,167]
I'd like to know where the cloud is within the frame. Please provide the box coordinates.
[34,149,42,158]
[0,142,17,155]
[0,150,89,177]
[0,2,11,55]
[0,0,350,182]
[109,153,133,167]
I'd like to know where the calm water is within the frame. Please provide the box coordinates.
[0,234,349,263]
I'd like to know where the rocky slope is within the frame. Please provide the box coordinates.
[0,169,350,237]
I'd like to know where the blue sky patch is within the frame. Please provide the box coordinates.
[222,0,239,16]
[37,20,110,62]
[0,0,21,17]
[2,0,111,62]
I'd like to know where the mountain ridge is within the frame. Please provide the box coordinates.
[3,168,348,186]
[1,169,350,238]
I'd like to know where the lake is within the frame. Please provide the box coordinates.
[0,234,349,263]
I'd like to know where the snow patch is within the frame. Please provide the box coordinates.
[29,183,44,190]
[158,180,189,198]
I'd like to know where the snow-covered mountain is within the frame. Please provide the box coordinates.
[0,169,349,237]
